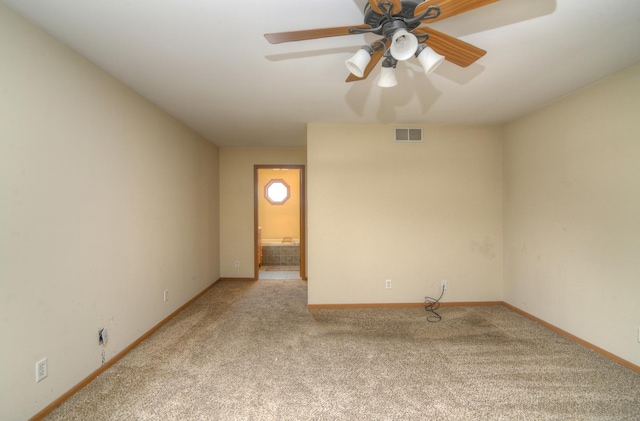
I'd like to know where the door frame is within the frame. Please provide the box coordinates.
[254,165,306,280]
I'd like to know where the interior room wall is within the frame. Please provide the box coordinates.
[503,63,640,366]
[307,124,503,305]
[258,168,301,241]
[0,5,220,420]
[219,148,306,278]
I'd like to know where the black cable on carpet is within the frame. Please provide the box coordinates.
[424,285,445,322]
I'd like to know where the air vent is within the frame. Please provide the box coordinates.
[394,128,423,142]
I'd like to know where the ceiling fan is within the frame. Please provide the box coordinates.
[264,0,499,87]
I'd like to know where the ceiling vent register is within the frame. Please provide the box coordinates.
[394,128,423,142]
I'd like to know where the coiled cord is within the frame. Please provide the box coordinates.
[424,285,445,322]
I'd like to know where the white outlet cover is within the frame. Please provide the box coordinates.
[36,358,48,382]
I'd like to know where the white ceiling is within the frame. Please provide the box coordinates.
[3,0,640,147]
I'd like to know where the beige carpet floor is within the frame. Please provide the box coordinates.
[45,280,640,420]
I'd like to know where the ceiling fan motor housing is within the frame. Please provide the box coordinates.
[364,0,423,35]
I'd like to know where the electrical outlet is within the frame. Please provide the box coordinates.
[98,327,108,345]
[234,260,240,268]
[164,290,169,302]
[441,280,448,290]
[385,279,392,289]
[36,358,48,383]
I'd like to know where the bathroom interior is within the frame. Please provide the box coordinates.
[257,168,302,280]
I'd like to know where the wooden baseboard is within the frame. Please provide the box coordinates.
[502,302,640,374]
[29,278,221,421]
[308,303,423,310]
[440,301,504,307]
[307,301,503,310]
[219,277,256,281]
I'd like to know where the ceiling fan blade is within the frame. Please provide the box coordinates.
[346,40,389,82]
[413,27,486,67]
[415,0,500,23]
[264,24,371,44]
[368,0,402,15]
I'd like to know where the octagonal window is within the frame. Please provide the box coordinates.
[265,179,290,205]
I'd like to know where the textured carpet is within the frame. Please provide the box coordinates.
[45,280,640,420]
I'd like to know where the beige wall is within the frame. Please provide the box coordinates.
[503,63,640,366]
[307,124,503,305]
[0,5,220,420]
[3,0,638,417]
[258,169,301,240]
[219,148,306,278]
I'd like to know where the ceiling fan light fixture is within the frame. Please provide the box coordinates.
[265,0,497,85]
[390,29,418,61]
[416,44,445,75]
[377,64,398,88]
[345,46,373,78]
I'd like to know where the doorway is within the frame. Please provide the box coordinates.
[254,165,306,280]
